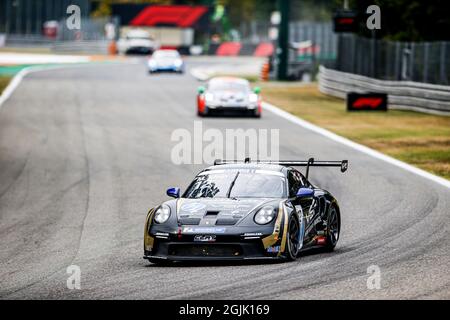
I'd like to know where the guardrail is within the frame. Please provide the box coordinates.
[318,66,450,116]
[4,35,110,55]
[51,40,109,54]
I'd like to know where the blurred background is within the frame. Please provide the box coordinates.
[0,1,449,178]
[0,0,449,84]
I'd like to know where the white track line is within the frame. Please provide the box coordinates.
[0,63,117,111]
[1,66,449,189]
[0,67,29,110]
[0,65,70,111]
[262,101,450,190]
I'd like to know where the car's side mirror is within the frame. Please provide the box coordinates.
[166,187,180,198]
[296,187,314,198]
[253,86,261,94]
[197,86,205,94]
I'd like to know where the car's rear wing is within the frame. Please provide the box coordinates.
[214,158,348,179]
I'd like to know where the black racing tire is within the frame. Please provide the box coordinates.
[324,205,340,252]
[197,110,208,117]
[285,214,301,261]
[202,107,209,117]
[197,105,207,117]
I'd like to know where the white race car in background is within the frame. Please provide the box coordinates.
[197,77,262,117]
[117,29,159,55]
[148,49,184,74]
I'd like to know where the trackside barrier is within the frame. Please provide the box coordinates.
[239,43,258,56]
[254,42,274,57]
[318,66,450,116]
[209,42,274,57]
[216,42,242,56]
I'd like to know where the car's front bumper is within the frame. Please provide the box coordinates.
[125,46,154,54]
[145,241,270,261]
[144,229,284,262]
[205,105,259,116]
[149,65,183,72]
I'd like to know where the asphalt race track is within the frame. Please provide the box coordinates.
[0,58,449,299]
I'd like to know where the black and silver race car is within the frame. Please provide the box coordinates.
[144,158,348,264]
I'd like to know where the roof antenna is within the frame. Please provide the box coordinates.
[305,157,314,180]
[244,157,251,163]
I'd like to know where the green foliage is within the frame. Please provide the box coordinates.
[344,0,450,41]
[0,76,11,95]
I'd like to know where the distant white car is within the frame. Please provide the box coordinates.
[148,50,184,74]
[117,29,158,55]
[196,77,262,117]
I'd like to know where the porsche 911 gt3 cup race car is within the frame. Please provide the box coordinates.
[196,77,262,117]
[144,158,348,264]
[148,49,184,73]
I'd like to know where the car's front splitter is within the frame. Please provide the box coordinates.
[144,238,283,262]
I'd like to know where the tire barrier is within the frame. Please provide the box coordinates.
[108,41,117,55]
[319,66,450,116]
[260,62,270,81]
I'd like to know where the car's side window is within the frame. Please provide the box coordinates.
[297,171,310,188]
[288,170,302,198]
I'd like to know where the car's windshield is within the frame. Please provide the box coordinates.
[125,32,152,40]
[153,51,179,59]
[208,81,250,92]
[183,170,286,199]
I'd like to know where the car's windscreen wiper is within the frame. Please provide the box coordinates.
[226,171,240,198]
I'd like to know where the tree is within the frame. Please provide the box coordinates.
[342,0,450,41]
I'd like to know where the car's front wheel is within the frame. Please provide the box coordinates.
[285,214,301,261]
[324,205,340,252]
[198,106,209,117]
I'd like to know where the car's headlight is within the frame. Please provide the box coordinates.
[249,93,258,103]
[254,206,276,225]
[154,204,171,224]
[174,59,183,67]
[205,93,214,102]
[148,60,157,67]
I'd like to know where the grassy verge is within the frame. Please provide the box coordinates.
[0,76,12,95]
[261,82,450,180]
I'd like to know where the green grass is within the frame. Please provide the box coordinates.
[0,76,11,95]
[213,73,259,82]
[261,83,450,180]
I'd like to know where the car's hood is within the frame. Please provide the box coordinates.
[118,38,155,47]
[208,90,249,103]
[152,57,180,65]
[176,198,279,226]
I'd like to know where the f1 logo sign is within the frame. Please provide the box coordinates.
[353,97,383,109]
[347,92,388,111]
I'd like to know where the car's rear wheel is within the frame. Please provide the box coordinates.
[324,205,340,252]
[285,214,300,261]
